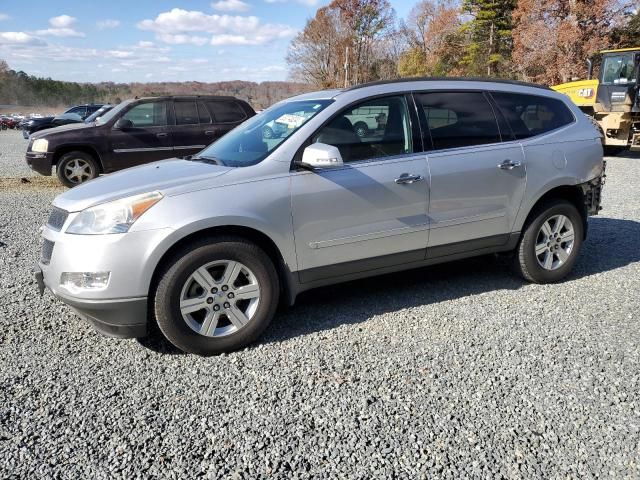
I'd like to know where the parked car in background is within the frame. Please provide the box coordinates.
[0,116,20,130]
[35,79,605,355]
[84,104,113,123]
[25,95,254,187]
[21,104,106,138]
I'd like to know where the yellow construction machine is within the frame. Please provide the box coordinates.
[552,47,640,154]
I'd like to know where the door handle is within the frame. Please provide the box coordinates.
[156,133,168,138]
[498,159,522,170]
[205,130,217,136]
[395,173,424,184]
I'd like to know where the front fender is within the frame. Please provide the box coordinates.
[132,176,296,293]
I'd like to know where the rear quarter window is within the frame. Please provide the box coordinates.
[491,92,574,139]
[208,100,247,123]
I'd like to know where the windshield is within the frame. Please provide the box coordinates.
[85,105,113,123]
[95,100,132,125]
[601,53,637,84]
[197,99,333,167]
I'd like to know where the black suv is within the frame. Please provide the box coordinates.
[21,104,105,138]
[26,96,255,187]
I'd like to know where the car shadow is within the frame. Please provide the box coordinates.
[138,217,640,354]
[609,150,640,160]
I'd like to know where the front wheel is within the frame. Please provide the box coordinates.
[515,200,584,283]
[56,151,99,187]
[154,237,280,355]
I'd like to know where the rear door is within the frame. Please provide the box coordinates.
[170,98,210,157]
[108,100,172,170]
[414,91,527,256]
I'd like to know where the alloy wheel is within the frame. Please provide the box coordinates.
[64,158,93,184]
[535,214,575,270]
[179,260,261,337]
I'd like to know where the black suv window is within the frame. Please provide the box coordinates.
[208,100,246,123]
[197,102,211,124]
[491,92,575,139]
[313,95,412,163]
[415,92,501,150]
[174,101,199,125]
[122,101,168,127]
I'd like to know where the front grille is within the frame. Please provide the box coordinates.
[47,207,68,231]
[41,239,54,265]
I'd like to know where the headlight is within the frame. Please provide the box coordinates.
[66,191,163,235]
[32,139,48,153]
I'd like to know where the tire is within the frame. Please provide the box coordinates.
[514,200,584,283]
[154,237,280,355]
[354,122,369,138]
[56,151,99,187]
[262,126,274,139]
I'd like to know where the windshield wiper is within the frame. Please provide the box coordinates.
[185,155,225,166]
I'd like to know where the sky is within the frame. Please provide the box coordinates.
[0,0,415,84]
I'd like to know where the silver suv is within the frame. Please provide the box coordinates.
[36,79,605,355]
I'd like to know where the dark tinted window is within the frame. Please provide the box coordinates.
[415,92,500,150]
[313,95,412,163]
[197,102,211,124]
[491,92,574,139]
[208,100,246,123]
[122,101,167,127]
[174,101,199,125]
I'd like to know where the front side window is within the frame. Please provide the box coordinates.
[415,92,501,150]
[313,95,412,163]
[601,53,636,85]
[122,102,167,127]
[197,99,331,167]
[174,101,199,125]
[491,92,574,139]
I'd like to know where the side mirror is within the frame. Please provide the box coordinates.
[114,118,133,130]
[298,143,344,170]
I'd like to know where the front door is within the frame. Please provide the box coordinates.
[291,95,430,281]
[413,91,527,255]
[109,100,172,170]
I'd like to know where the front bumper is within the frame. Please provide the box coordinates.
[38,217,173,339]
[25,151,54,176]
[36,267,147,338]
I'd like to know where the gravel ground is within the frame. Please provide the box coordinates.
[1,128,639,478]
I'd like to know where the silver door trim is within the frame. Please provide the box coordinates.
[309,223,429,249]
[174,145,207,150]
[429,211,506,229]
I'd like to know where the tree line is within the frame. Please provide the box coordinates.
[0,60,312,110]
[287,0,639,87]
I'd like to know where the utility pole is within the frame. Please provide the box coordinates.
[344,46,349,88]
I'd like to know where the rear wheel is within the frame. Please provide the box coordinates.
[354,122,369,138]
[56,151,99,187]
[515,200,584,283]
[262,125,274,139]
[154,237,280,355]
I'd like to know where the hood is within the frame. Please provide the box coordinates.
[31,121,92,139]
[53,158,232,212]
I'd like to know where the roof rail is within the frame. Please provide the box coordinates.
[344,76,551,92]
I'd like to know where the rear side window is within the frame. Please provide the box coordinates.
[208,100,246,123]
[415,92,501,150]
[174,101,199,125]
[491,92,574,139]
[197,102,211,124]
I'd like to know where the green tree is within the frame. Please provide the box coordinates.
[461,0,516,77]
